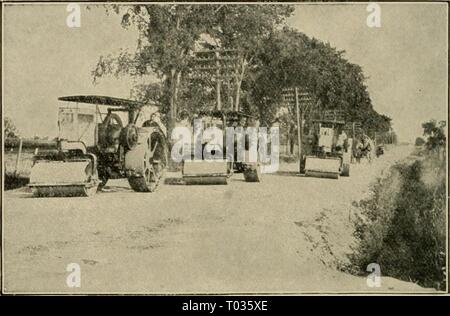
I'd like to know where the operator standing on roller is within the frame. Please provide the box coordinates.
[335,130,348,153]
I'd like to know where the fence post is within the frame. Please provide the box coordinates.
[14,138,23,176]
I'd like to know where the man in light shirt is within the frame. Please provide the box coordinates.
[335,130,348,153]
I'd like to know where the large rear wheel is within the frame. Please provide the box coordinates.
[127,129,167,192]
[128,164,161,192]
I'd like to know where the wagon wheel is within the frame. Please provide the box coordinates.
[128,130,167,192]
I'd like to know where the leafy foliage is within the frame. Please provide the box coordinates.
[130,83,163,105]
[351,158,446,290]
[248,28,392,135]
[93,4,217,131]
[93,4,294,132]
[207,5,294,111]
[4,116,19,138]
[93,4,392,139]
[422,120,446,152]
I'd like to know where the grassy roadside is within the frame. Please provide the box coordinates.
[4,150,34,190]
[346,147,446,290]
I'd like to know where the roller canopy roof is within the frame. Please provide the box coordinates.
[58,95,145,108]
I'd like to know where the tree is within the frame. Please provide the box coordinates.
[207,5,294,111]
[130,82,163,105]
[415,137,425,146]
[4,117,19,138]
[422,120,446,159]
[248,27,392,135]
[94,4,393,146]
[93,4,217,133]
[93,4,295,134]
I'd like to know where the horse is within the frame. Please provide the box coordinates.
[353,136,374,163]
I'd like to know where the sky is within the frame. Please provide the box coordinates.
[3,3,448,142]
[288,3,448,142]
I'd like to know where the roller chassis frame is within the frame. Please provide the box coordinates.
[181,110,262,185]
[28,95,168,197]
[300,116,352,179]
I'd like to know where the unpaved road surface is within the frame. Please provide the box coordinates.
[3,145,434,293]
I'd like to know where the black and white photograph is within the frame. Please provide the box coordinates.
[1,1,448,297]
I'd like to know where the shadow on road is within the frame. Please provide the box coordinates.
[100,185,134,193]
[164,177,185,185]
[266,170,303,177]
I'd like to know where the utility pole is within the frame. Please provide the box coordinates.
[295,87,302,171]
[215,51,221,110]
[282,87,312,172]
[191,49,238,111]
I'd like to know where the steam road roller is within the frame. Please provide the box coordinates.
[181,110,262,185]
[300,113,352,179]
[29,95,168,197]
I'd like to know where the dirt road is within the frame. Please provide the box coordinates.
[3,144,433,293]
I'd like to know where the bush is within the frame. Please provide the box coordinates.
[279,154,298,163]
[5,173,30,190]
[415,137,425,146]
[350,157,446,290]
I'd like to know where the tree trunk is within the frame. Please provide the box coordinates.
[289,125,296,155]
[234,57,247,111]
[167,14,183,137]
[168,68,182,139]
[168,70,176,134]
[286,130,290,154]
[173,70,181,115]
